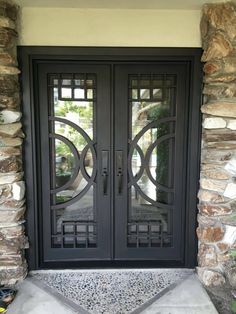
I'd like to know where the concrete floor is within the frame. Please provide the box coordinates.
[7,273,218,314]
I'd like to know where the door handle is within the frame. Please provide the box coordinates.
[102,150,109,195]
[116,151,123,195]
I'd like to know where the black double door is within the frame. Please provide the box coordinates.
[37,62,189,265]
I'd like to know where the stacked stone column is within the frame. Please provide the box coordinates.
[0,0,27,285]
[198,2,236,288]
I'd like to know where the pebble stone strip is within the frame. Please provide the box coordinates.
[197,2,236,288]
[33,269,191,314]
[0,0,28,285]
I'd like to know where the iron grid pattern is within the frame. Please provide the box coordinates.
[127,74,176,248]
[49,73,97,248]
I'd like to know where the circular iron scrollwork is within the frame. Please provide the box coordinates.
[50,117,96,210]
[128,117,176,210]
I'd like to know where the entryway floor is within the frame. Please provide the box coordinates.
[7,269,218,314]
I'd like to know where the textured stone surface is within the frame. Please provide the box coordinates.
[0,199,24,208]
[0,254,23,267]
[0,137,22,147]
[203,117,226,129]
[0,16,15,29]
[223,183,236,199]
[33,270,192,314]
[0,146,21,157]
[203,128,236,142]
[227,119,236,130]
[0,65,19,75]
[197,226,225,243]
[0,94,20,109]
[0,264,27,285]
[0,52,16,66]
[198,189,225,203]
[201,2,236,42]
[198,204,232,217]
[0,1,27,285]
[0,75,18,96]
[0,110,21,124]
[200,178,226,193]
[222,225,236,245]
[205,73,236,83]
[225,159,236,175]
[0,207,25,223]
[198,244,217,267]
[201,31,233,62]
[0,172,22,184]
[201,148,233,162]
[0,156,21,172]
[205,141,236,150]
[0,1,18,21]
[0,28,17,48]
[0,122,22,137]
[12,181,25,201]
[197,269,226,287]
[217,242,229,253]
[202,168,230,180]
[201,102,236,118]
[198,15,236,292]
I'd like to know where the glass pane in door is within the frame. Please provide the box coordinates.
[128,74,176,248]
[49,74,97,248]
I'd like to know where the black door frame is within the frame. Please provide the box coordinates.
[18,47,202,270]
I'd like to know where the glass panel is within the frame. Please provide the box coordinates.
[131,79,138,87]
[61,88,72,99]
[62,79,71,86]
[140,79,150,87]
[55,139,73,189]
[132,89,138,99]
[75,79,85,86]
[153,89,162,100]
[140,89,150,99]
[131,148,141,177]
[50,73,97,249]
[74,88,85,99]
[86,79,94,87]
[128,74,176,248]
[87,89,93,99]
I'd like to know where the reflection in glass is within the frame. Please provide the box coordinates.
[74,88,85,99]
[153,89,162,100]
[50,74,96,248]
[128,75,176,248]
[140,89,150,99]
[61,88,72,99]
[62,79,71,86]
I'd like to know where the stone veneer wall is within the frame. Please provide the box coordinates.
[0,0,27,285]
[197,1,236,290]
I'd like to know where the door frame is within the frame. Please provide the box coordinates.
[18,47,202,270]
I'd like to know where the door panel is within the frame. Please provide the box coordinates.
[37,64,111,261]
[114,64,188,261]
[36,61,189,265]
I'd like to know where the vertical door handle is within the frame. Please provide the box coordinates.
[102,151,109,195]
[116,151,123,195]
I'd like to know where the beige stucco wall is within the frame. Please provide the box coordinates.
[19,7,201,47]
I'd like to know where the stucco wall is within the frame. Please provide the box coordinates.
[19,7,201,47]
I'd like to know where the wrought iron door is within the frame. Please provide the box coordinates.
[37,62,188,264]
[114,64,188,262]
[38,64,111,261]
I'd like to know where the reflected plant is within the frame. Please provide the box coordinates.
[54,100,93,171]
[147,103,170,203]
